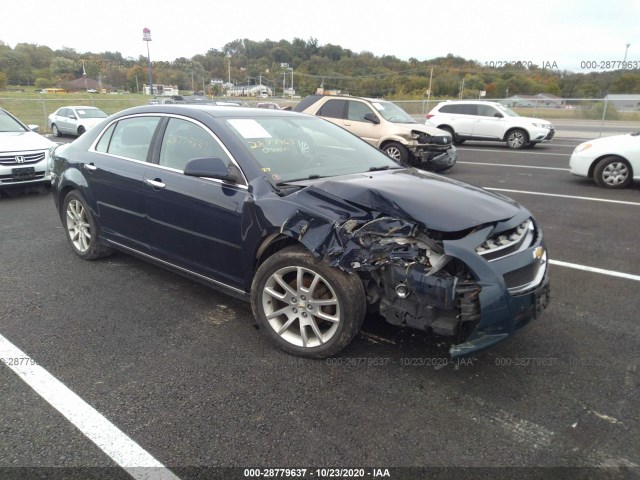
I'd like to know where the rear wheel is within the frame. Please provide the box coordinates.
[52,124,61,137]
[593,156,632,189]
[63,191,113,260]
[382,142,409,163]
[251,246,366,358]
[439,126,464,145]
[506,129,529,149]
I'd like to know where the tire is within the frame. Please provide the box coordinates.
[382,142,409,163]
[52,124,61,137]
[77,126,86,136]
[439,126,464,145]
[251,246,366,358]
[62,191,113,260]
[593,156,632,189]
[506,129,529,149]
[526,142,537,149]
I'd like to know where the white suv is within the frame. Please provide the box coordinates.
[425,100,555,149]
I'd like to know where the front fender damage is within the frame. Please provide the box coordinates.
[279,210,486,356]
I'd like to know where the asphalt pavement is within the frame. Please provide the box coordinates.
[1,134,639,480]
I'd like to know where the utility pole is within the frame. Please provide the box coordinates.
[143,28,153,95]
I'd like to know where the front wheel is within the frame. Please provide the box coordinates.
[63,191,113,260]
[506,129,529,149]
[593,156,632,189]
[77,126,86,136]
[382,142,409,163]
[251,246,366,358]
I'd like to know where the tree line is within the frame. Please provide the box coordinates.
[1,38,639,98]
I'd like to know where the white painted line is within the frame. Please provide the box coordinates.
[549,260,640,282]
[459,147,569,156]
[458,161,569,171]
[0,333,180,480]
[485,187,640,207]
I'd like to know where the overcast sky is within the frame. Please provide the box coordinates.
[3,0,639,73]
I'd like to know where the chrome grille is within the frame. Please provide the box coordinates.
[0,151,47,166]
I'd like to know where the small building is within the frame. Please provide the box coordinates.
[226,84,273,97]
[502,94,564,108]
[604,94,640,112]
[143,84,180,96]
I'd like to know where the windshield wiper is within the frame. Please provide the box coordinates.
[276,174,323,185]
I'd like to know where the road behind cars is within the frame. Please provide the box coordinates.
[1,136,639,478]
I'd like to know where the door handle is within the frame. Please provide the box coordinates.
[83,163,97,171]
[145,178,166,189]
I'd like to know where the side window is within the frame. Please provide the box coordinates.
[459,104,478,116]
[317,99,347,119]
[106,116,160,162]
[347,101,375,122]
[477,105,499,117]
[440,105,456,114]
[58,108,68,117]
[159,118,231,171]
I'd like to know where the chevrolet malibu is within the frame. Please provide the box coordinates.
[51,105,550,359]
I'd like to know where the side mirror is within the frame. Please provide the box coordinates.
[69,114,77,119]
[363,113,380,124]
[184,157,238,183]
[27,124,40,133]
[494,113,503,118]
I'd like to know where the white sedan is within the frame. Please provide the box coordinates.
[569,131,640,188]
[47,106,108,137]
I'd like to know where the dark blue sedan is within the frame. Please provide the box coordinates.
[51,105,550,358]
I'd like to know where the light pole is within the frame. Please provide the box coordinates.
[624,43,631,63]
[143,27,153,95]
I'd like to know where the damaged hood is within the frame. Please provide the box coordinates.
[295,168,521,233]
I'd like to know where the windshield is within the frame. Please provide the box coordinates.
[0,109,28,132]
[76,108,108,119]
[371,101,417,124]
[224,115,401,184]
[495,104,520,117]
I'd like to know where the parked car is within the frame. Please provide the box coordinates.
[51,104,550,359]
[0,108,57,190]
[294,94,456,172]
[425,100,555,149]
[569,131,640,188]
[47,106,108,137]
[257,102,292,110]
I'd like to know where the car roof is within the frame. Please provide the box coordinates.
[112,104,308,119]
[63,105,103,110]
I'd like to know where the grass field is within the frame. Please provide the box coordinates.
[1,90,639,133]
[0,91,150,132]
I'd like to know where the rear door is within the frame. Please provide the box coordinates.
[86,115,162,253]
[315,99,347,129]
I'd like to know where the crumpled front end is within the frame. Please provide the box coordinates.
[279,205,550,359]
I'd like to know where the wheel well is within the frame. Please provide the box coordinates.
[255,234,301,271]
[588,155,632,179]
[437,124,454,133]
[503,127,528,141]
[56,186,76,217]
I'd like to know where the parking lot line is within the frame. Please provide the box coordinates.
[459,147,570,156]
[485,188,640,207]
[0,333,181,480]
[549,260,640,282]
[458,161,569,171]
